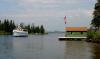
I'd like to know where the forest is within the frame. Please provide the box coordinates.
[0,19,45,35]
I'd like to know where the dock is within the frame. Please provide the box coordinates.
[58,37,87,41]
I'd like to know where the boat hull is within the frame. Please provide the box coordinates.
[13,30,28,37]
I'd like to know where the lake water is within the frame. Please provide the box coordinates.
[0,33,100,59]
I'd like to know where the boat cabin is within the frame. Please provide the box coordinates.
[65,27,88,37]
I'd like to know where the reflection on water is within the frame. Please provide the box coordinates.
[0,33,100,59]
[12,35,44,59]
[0,35,13,59]
[92,44,100,59]
[64,41,93,59]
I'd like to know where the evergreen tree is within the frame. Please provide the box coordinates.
[92,0,100,30]
[40,25,45,34]
[0,20,1,31]
[0,19,46,34]
[12,20,16,30]
[4,19,10,32]
[35,26,40,33]
[31,24,35,33]
[9,20,16,33]
[25,25,31,33]
[0,19,16,33]
[1,20,4,31]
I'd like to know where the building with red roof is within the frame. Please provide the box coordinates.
[65,27,88,37]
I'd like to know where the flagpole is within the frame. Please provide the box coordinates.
[64,16,67,37]
[64,16,67,28]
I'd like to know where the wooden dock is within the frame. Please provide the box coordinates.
[58,37,87,41]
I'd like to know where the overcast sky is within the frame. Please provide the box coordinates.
[0,0,96,31]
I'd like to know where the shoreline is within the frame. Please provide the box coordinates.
[86,39,100,43]
[0,31,11,35]
[0,31,48,35]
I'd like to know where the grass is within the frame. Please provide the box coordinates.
[67,34,87,37]
[66,32,87,37]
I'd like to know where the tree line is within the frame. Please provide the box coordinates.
[92,0,100,30]
[87,0,100,41]
[0,19,45,34]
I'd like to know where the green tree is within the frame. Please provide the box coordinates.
[40,25,45,34]
[35,26,40,33]
[3,19,10,32]
[0,20,1,31]
[92,0,100,30]
[31,24,35,33]
[25,24,31,33]
[9,20,16,33]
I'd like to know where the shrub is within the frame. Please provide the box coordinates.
[94,31,100,39]
[87,30,95,39]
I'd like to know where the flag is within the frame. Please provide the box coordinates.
[64,16,66,24]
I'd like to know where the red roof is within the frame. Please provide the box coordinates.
[65,27,88,32]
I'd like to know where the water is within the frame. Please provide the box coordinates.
[0,33,100,59]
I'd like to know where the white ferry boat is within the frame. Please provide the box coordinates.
[13,26,28,37]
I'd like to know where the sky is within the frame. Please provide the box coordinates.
[0,0,96,31]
